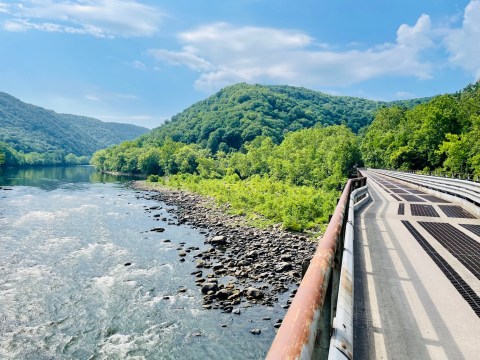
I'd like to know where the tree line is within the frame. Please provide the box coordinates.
[92,126,360,232]
[0,142,89,168]
[361,81,480,176]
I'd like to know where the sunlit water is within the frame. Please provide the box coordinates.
[0,167,285,359]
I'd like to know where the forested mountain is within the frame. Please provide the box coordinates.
[361,81,480,175]
[139,83,426,153]
[90,83,428,231]
[91,83,430,175]
[90,81,480,231]
[0,92,149,166]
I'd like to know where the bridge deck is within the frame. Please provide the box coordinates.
[354,171,480,360]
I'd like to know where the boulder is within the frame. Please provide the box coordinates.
[215,288,232,300]
[201,282,218,294]
[245,287,264,299]
[210,235,227,246]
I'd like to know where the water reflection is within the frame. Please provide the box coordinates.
[0,166,141,190]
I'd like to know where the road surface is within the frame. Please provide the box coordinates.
[353,170,480,360]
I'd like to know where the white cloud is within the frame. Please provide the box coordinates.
[395,91,416,99]
[0,2,9,14]
[444,0,480,79]
[396,14,434,49]
[2,0,165,37]
[148,20,435,91]
[85,94,101,102]
[84,91,139,102]
[148,49,213,71]
[132,60,147,71]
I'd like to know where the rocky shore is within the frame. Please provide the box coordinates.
[131,181,318,319]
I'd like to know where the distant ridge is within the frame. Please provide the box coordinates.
[0,91,150,156]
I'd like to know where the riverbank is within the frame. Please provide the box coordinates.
[131,180,317,319]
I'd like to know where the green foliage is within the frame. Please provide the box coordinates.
[0,91,149,166]
[147,174,161,182]
[138,83,422,154]
[0,141,90,167]
[361,81,480,176]
[268,126,360,189]
[96,125,359,231]
[163,174,337,232]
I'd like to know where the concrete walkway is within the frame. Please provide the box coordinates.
[353,170,480,360]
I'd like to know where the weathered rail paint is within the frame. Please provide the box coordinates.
[266,177,366,360]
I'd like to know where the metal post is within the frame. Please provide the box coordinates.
[313,278,333,359]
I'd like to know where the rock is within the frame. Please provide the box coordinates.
[280,254,292,261]
[287,270,301,278]
[201,282,218,294]
[212,263,223,270]
[133,182,317,313]
[178,250,187,257]
[221,305,233,313]
[215,289,232,300]
[246,287,264,299]
[250,329,261,335]
[210,235,227,246]
[237,260,251,266]
[232,308,241,315]
[275,262,293,272]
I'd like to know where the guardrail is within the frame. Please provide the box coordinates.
[266,177,368,360]
[395,169,480,183]
[369,169,480,210]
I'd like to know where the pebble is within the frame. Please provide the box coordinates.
[132,183,317,314]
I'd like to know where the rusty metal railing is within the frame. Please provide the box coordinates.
[266,177,367,360]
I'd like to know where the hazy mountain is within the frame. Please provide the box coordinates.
[0,92,150,156]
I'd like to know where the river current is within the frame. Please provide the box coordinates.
[0,166,284,359]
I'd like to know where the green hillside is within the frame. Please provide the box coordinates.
[90,81,480,231]
[91,83,429,175]
[140,83,427,153]
[361,81,480,176]
[0,92,149,166]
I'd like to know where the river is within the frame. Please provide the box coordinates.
[0,166,284,359]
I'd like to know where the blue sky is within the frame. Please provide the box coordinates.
[0,0,479,129]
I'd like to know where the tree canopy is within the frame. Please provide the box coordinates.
[361,81,480,176]
[136,83,425,154]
